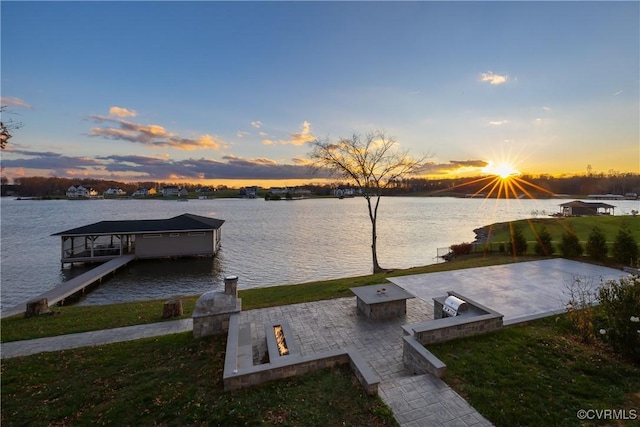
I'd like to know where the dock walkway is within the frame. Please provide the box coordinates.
[1,254,135,318]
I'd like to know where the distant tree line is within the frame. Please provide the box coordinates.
[1,173,639,198]
[399,172,640,197]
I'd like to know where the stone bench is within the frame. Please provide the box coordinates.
[237,323,253,369]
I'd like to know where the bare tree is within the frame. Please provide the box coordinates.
[309,130,429,273]
[1,106,24,150]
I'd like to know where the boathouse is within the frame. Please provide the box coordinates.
[52,213,224,266]
[558,201,615,217]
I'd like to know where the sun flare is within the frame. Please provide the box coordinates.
[483,162,521,179]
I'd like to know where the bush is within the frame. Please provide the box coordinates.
[586,226,608,261]
[564,275,598,343]
[612,223,639,266]
[510,225,527,256]
[534,226,554,256]
[450,242,473,256]
[597,275,640,362]
[559,231,583,258]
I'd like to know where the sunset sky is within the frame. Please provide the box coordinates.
[2,1,638,187]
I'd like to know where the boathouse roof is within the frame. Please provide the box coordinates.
[559,201,615,209]
[52,213,224,236]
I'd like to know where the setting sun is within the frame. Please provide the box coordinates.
[483,162,521,179]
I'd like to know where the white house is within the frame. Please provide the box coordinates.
[105,188,127,196]
[162,186,180,197]
[66,185,97,198]
[132,188,156,197]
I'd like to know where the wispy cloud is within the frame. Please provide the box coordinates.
[108,106,137,118]
[480,71,508,85]
[88,112,227,151]
[0,96,33,109]
[613,90,624,96]
[488,120,508,126]
[251,121,262,129]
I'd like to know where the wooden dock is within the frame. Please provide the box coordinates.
[1,254,135,318]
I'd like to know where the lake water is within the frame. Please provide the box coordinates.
[1,196,638,311]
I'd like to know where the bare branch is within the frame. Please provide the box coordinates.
[1,106,24,150]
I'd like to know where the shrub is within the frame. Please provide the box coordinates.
[596,275,640,362]
[510,225,527,256]
[586,226,608,261]
[564,275,598,343]
[559,231,583,258]
[534,226,554,256]
[612,223,639,266]
[450,242,473,256]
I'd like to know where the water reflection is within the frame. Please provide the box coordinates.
[77,256,224,305]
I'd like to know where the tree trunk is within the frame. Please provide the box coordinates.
[367,195,384,273]
[162,299,184,318]
[25,298,51,318]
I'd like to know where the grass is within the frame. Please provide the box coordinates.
[1,332,398,427]
[1,254,541,342]
[428,315,640,427]
[480,215,640,246]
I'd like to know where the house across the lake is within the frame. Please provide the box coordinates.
[558,200,615,217]
[52,213,224,266]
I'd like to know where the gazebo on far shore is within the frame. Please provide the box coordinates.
[558,200,615,217]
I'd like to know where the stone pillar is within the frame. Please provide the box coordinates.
[25,298,51,318]
[224,275,238,297]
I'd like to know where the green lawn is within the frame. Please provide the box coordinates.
[480,215,640,246]
[1,333,398,427]
[428,315,640,427]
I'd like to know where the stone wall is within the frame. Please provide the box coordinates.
[357,298,407,319]
[401,291,504,378]
[402,335,446,378]
[403,291,504,345]
[411,314,503,345]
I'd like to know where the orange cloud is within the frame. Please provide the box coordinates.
[108,106,137,118]
[289,121,316,146]
[89,112,227,151]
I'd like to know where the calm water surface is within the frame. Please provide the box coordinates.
[2,196,638,310]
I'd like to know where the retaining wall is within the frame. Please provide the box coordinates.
[223,314,379,395]
[402,291,504,378]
